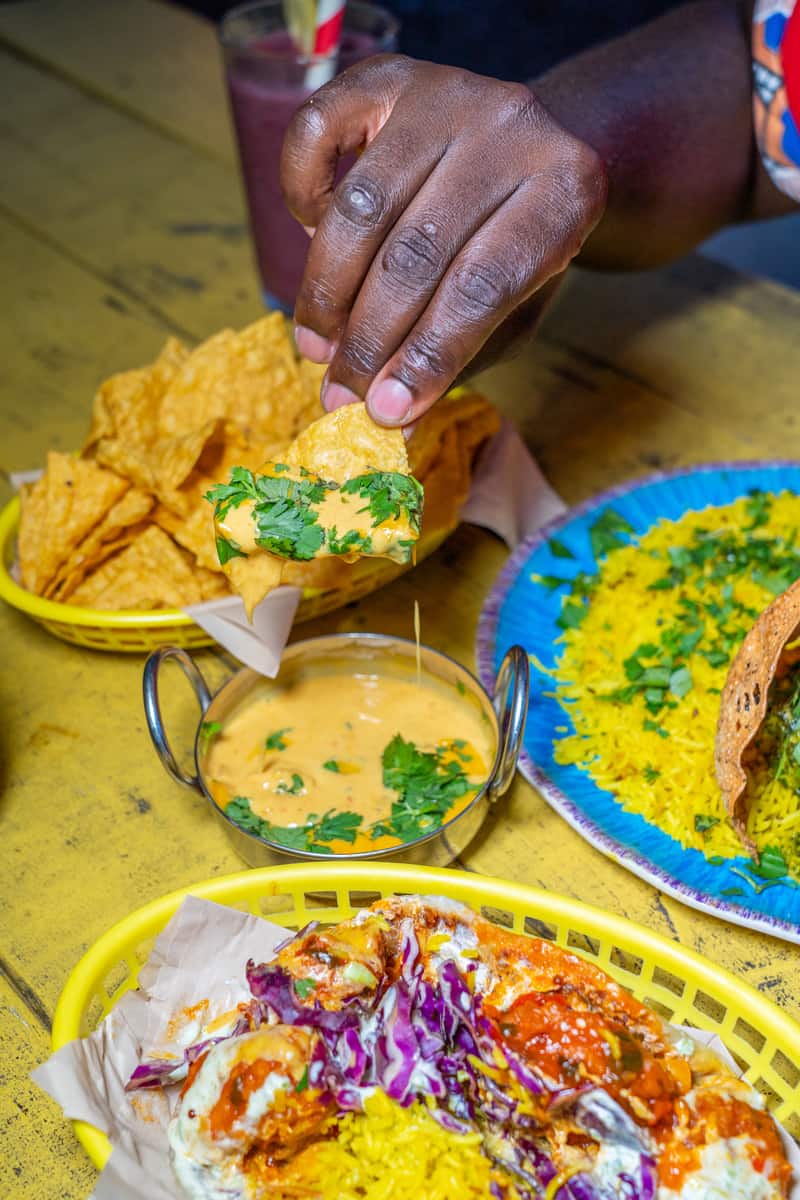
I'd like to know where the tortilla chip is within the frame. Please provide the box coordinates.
[94,418,223,502]
[18,453,130,595]
[285,402,408,482]
[84,337,189,452]
[69,526,213,610]
[408,392,500,482]
[155,425,287,565]
[156,315,306,441]
[44,488,154,600]
[715,576,800,854]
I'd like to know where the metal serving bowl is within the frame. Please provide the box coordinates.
[143,633,528,868]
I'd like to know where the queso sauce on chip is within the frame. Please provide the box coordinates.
[201,656,494,854]
[206,404,424,615]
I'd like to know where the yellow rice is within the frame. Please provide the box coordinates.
[551,492,800,877]
[312,1090,519,1199]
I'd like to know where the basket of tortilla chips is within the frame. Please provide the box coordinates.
[0,315,499,652]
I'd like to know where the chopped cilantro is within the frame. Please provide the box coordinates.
[642,764,660,784]
[225,796,363,854]
[340,471,423,532]
[198,720,222,752]
[557,599,588,631]
[707,855,727,866]
[295,1065,310,1092]
[456,680,466,696]
[744,489,772,530]
[643,718,669,739]
[205,466,259,521]
[589,508,635,560]
[694,814,719,835]
[548,537,574,559]
[327,527,374,557]
[720,887,745,898]
[215,534,246,565]
[322,760,341,772]
[276,773,305,795]
[371,735,474,843]
[272,463,290,474]
[264,728,291,752]
[669,666,693,699]
[749,845,789,880]
[294,979,316,1000]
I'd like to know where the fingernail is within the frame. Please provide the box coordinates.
[322,380,360,412]
[368,378,413,425]
[294,325,334,363]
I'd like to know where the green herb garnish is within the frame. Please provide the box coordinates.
[370,734,474,843]
[326,528,374,557]
[215,534,247,565]
[205,466,260,520]
[548,537,575,559]
[276,773,305,795]
[265,728,291,752]
[198,720,222,752]
[295,1066,310,1092]
[322,760,341,772]
[694,814,720,835]
[642,764,660,784]
[294,979,316,1000]
[225,796,363,854]
[340,471,423,532]
[589,508,635,560]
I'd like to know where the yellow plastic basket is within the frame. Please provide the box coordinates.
[53,863,800,1171]
[0,497,451,652]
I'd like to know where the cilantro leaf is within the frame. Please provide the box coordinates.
[276,773,305,795]
[215,535,247,565]
[295,1066,310,1092]
[294,979,316,1000]
[205,466,259,520]
[589,508,635,560]
[694,813,719,835]
[340,471,423,532]
[372,735,474,843]
[322,760,341,772]
[264,728,291,751]
[548,537,575,559]
[198,720,221,752]
[224,796,363,855]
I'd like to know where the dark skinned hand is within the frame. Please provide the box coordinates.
[281,55,607,426]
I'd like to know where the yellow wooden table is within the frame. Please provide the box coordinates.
[2,2,800,1195]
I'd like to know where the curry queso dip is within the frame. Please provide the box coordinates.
[202,654,495,855]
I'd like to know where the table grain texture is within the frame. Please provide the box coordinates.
[2,2,800,1195]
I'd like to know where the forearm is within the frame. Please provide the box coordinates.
[533,0,795,269]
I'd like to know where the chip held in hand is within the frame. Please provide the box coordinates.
[206,404,424,617]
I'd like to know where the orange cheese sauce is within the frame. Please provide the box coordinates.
[204,657,494,852]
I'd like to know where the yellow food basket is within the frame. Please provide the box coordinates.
[52,863,800,1170]
[0,497,451,652]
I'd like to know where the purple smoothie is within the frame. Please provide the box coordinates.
[226,27,389,312]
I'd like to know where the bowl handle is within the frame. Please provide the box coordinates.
[489,645,529,800]
[143,646,212,792]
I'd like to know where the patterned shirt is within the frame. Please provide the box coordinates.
[753,0,800,200]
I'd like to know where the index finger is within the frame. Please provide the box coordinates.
[280,54,410,230]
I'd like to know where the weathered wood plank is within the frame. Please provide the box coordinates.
[0,49,259,341]
[0,0,235,162]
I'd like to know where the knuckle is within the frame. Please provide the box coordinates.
[296,278,343,329]
[560,138,608,225]
[381,221,446,289]
[333,173,389,230]
[399,330,457,383]
[286,95,331,148]
[337,332,382,380]
[450,259,514,316]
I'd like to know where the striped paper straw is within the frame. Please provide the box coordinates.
[304,0,345,89]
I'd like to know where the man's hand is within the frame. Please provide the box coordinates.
[281,55,607,426]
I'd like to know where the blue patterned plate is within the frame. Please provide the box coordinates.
[477,462,800,943]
